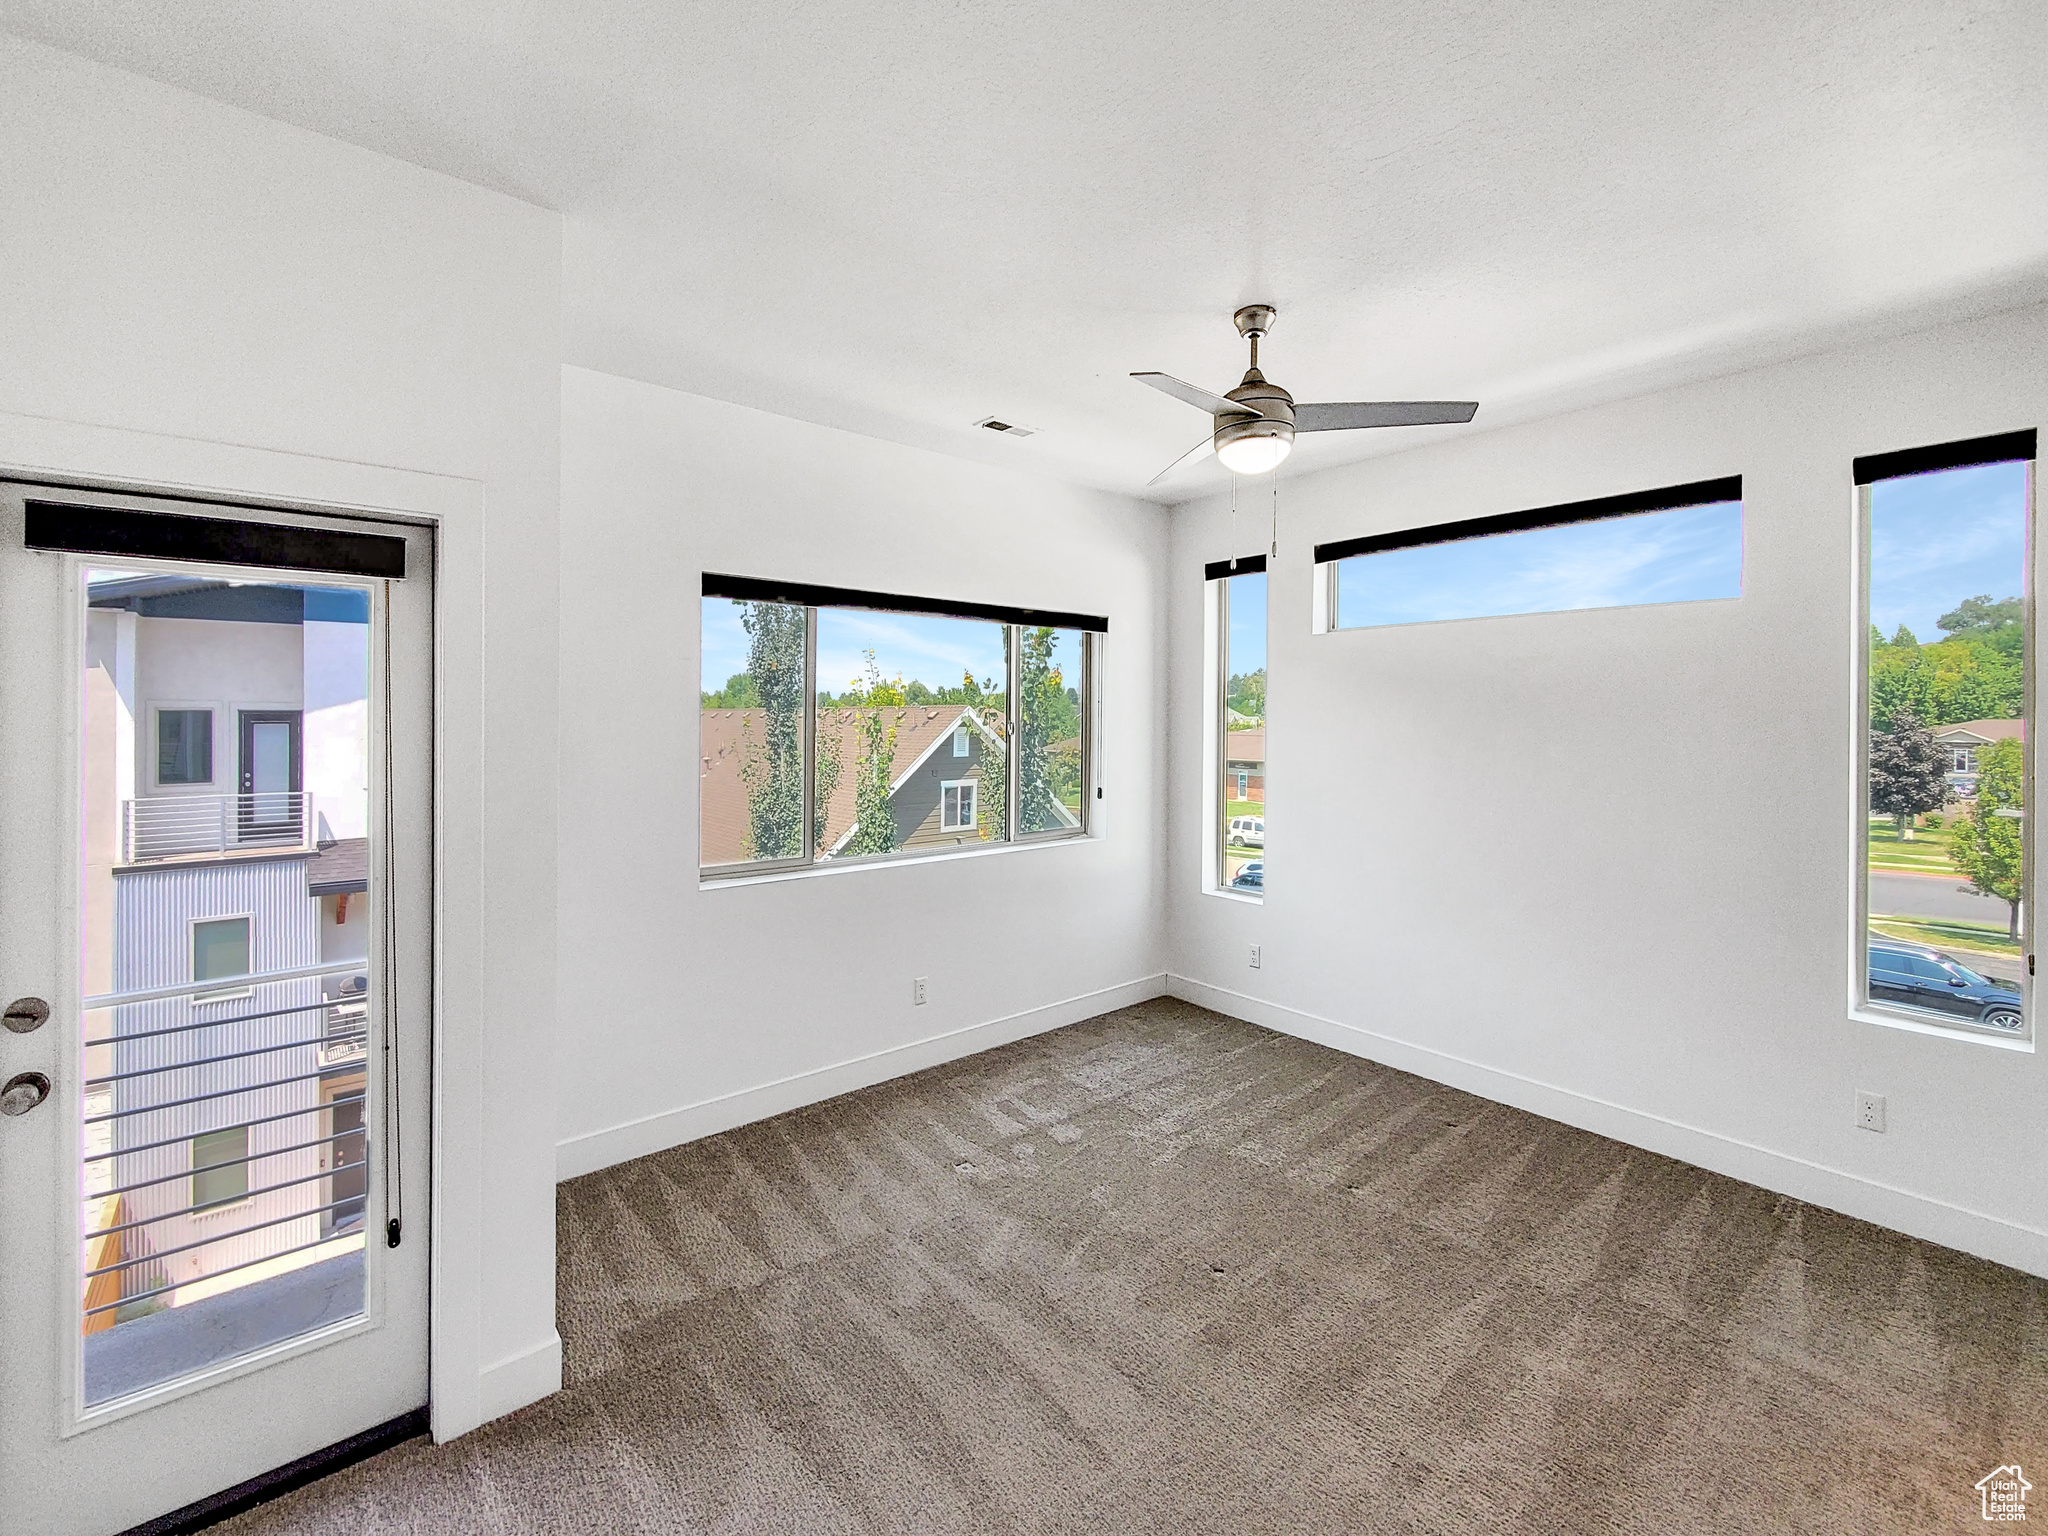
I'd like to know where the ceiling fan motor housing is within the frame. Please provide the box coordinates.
[1214,370,1295,463]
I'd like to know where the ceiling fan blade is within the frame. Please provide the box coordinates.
[1294,401,1479,431]
[1147,435,1216,487]
[1132,372,1253,418]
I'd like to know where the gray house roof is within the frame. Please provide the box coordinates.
[306,837,369,896]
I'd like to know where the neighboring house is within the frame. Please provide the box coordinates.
[701,702,1072,864]
[1225,726,1264,804]
[81,575,371,1375]
[1933,718,2024,798]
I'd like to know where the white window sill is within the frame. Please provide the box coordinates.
[1849,1005,2034,1052]
[700,829,1096,890]
[1205,887,1263,906]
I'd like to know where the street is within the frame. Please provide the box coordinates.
[1869,870,2016,925]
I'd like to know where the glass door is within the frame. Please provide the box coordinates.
[0,484,435,1536]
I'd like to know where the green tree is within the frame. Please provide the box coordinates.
[838,650,899,857]
[973,706,1006,841]
[702,671,761,709]
[1017,627,1080,830]
[1227,667,1266,720]
[1949,736,2026,939]
[1869,623,2022,731]
[812,731,841,852]
[734,602,806,859]
[1868,709,1952,841]
[1938,594,2023,637]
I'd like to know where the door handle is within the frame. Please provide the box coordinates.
[0,1072,51,1116]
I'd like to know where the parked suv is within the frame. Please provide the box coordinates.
[1227,815,1264,849]
[1868,937,2023,1033]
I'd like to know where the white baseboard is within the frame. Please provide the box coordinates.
[457,1331,563,1438]
[1168,974,2048,1280]
[555,974,1172,1181]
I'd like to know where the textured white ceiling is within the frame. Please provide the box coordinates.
[6,1,2047,500]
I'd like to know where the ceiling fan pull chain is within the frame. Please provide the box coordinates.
[1231,472,1240,565]
[1271,480,1278,560]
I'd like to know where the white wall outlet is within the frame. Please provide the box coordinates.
[913,976,927,1006]
[1855,1091,1886,1133]
[1249,944,1262,970]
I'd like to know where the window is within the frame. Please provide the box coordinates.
[1017,625,1088,836]
[155,708,212,784]
[1318,478,1742,629]
[1209,557,1266,897]
[942,779,977,830]
[1858,429,2034,1041]
[192,915,251,1002]
[191,1126,249,1209]
[700,576,1100,875]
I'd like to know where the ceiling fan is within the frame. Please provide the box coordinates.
[1133,305,1478,485]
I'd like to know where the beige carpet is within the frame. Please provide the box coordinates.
[220,998,2046,1534]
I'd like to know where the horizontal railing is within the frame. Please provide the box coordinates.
[120,791,315,863]
[81,962,372,1324]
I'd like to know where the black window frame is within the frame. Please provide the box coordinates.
[699,576,1102,879]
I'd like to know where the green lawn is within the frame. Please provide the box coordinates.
[1867,818,1961,874]
[1871,916,2022,962]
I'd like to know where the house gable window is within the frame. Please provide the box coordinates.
[941,779,976,831]
[699,576,1100,877]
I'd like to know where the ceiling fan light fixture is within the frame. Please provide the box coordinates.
[1214,416,1293,475]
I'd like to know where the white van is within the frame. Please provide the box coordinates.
[1227,814,1264,848]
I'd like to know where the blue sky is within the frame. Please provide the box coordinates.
[1336,500,1742,628]
[1226,569,1266,674]
[702,597,1009,695]
[1869,461,2028,641]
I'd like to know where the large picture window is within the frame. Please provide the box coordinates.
[1210,557,1266,897]
[1857,430,2035,1041]
[700,576,1100,876]
[1317,478,1742,629]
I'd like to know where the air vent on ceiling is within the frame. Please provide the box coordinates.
[974,417,1037,437]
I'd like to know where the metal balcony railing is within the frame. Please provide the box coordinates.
[120,792,315,863]
[80,959,372,1323]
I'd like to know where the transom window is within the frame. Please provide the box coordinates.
[1316,478,1742,629]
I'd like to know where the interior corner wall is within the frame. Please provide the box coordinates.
[1166,301,2048,1279]
[554,365,1169,1178]
[0,34,565,1437]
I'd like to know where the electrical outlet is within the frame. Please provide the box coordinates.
[1855,1090,1886,1133]
[1249,944,1262,970]
[913,976,927,1006]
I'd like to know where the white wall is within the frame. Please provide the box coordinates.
[303,617,370,842]
[555,365,1168,1175]
[0,32,563,1444]
[133,616,301,799]
[1167,301,2048,1278]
